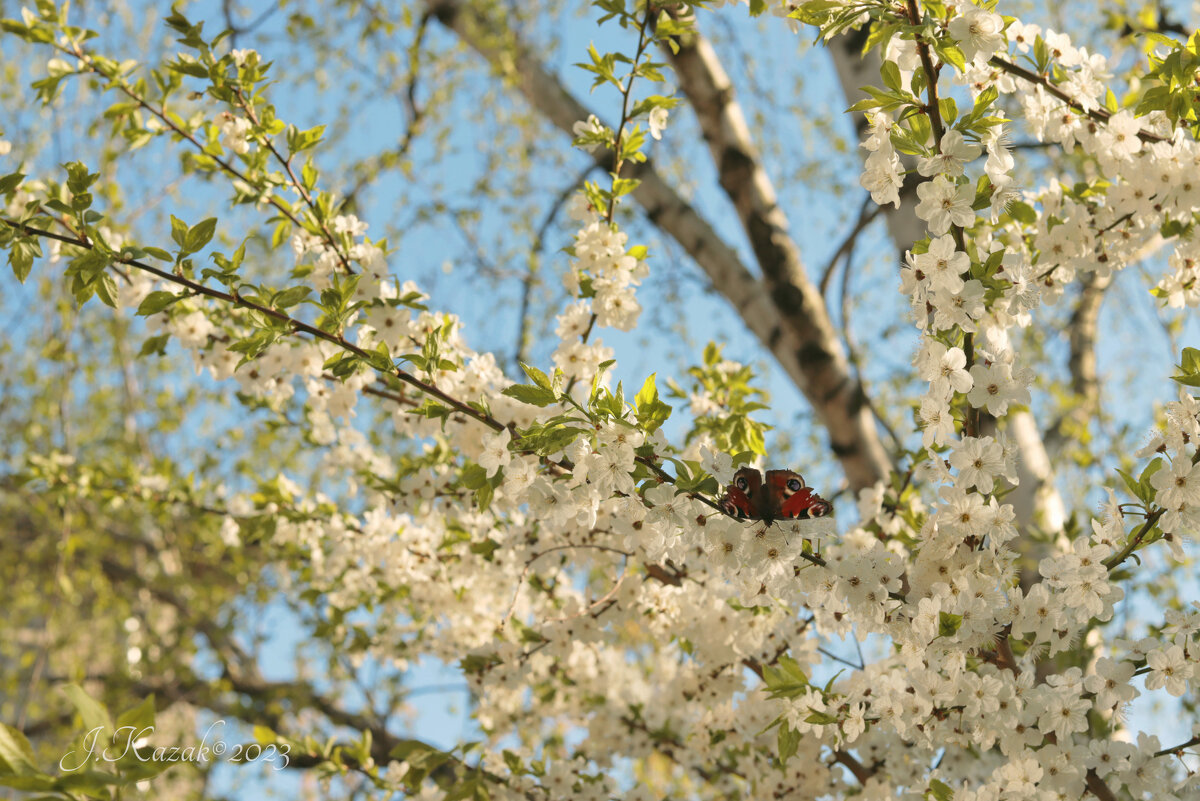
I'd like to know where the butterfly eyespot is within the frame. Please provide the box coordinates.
[736,477,748,491]
[787,478,802,492]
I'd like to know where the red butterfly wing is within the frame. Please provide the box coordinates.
[767,469,833,520]
[721,468,764,519]
[720,486,756,518]
[780,487,833,519]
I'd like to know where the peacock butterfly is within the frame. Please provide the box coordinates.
[719,467,833,522]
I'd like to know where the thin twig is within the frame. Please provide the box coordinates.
[820,194,880,297]
[500,544,631,628]
[232,86,355,275]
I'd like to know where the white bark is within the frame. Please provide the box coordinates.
[662,26,891,491]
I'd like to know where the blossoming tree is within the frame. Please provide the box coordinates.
[1,0,1199,799]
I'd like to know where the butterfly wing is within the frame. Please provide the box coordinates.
[767,469,833,520]
[721,467,764,519]
[780,487,833,519]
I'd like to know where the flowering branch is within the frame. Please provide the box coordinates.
[0,218,499,430]
[989,55,1166,144]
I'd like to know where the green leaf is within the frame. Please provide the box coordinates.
[519,362,552,391]
[1105,88,1118,113]
[847,96,882,113]
[0,171,24,195]
[273,285,311,309]
[62,684,113,740]
[937,43,966,72]
[1116,468,1143,501]
[95,272,119,308]
[443,778,482,801]
[804,710,839,725]
[1160,219,1185,238]
[777,723,800,764]
[970,86,999,120]
[55,768,122,793]
[136,291,183,317]
[169,215,188,248]
[253,725,278,745]
[502,750,524,774]
[8,235,40,282]
[184,217,217,253]
[1033,35,1049,71]
[635,373,672,432]
[1138,457,1163,503]
[0,773,55,791]
[937,612,962,638]
[501,384,558,407]
[1182,347,1200,375]
[881,60,902,93]
[461,463,489,490]
[908,114,933,149]
[115,696,156,735]
[288,124,326,153]
[1007,200,1037,224]
[927,778,954,801]
[762,654,810,698]
[939,96,958,124]
[0,724,38,776]
[476,482,495,512]
[776,655,808,686]
[138,334,171,357]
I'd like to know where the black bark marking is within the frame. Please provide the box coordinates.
[830,438,859,457]
[797,341,832,368]
[718,146,755,199]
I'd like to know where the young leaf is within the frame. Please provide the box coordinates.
[62,684,113,739]
[502,384,558,407]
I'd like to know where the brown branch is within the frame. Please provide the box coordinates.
[1085,768,1119,801]
[1102,508,1166,571]
[5,218,829,549]
[906,0,945,143]
[820,195,880,297]
[833,750,873,784]
[1155,734,1200,758]
[564,2,656,394]
[232,86,355,276]
[92,551,522,793]
[517,165,597,367]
